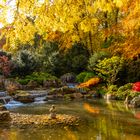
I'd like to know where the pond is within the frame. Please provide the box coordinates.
[1,99,140,140]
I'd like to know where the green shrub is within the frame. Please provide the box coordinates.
[17,72,58,85]
[117,83,133,93]
[88,51,110,71]
[84,72,96,82]
[40,42,89,76]
[12,50,39,77]
[94,56,124,85]
[17,79,30,85]
[116,83,137,99]
[76,71,96,83]
[106,85,118,95]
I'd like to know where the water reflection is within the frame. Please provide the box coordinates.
[1,99,140,140]
[83,103,99,114]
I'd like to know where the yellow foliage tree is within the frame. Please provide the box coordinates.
[0,0,139,57]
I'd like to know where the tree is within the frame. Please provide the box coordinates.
[0,0,139,57]
[94,56,124,85]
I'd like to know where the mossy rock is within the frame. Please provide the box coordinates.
[13,90,34,103]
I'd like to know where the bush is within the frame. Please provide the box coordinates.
[76,71,96,83]
[88,51,110,71]
[12,50,39,77]
[17,79,30,85]
[0,51,13,77]
[17,72,58,85]
[117,83,133,93]
[94,56,124,85]
[116,83,139,100]
[132,82,140,92]
[116,58,140,85]
[126,59,140,83]
[106,85,118,95]
[40,42,89,76]
[83,72,96,82]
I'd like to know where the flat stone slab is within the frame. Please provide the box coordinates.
[10,113,79,128]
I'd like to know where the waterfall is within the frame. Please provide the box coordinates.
[0,91,12,104]
[2,98,7,104]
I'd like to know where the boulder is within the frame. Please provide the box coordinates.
[0,96,11,104]
[43,80,61,88]
[88,90,101,98]
[47,86,79,95]
[13,90,34,103]
[60,73,76,83]
[84,93,93,99]
[0,105,7,111]
[26,81,39,89]
[73,92,83,99]
[0,76,5,89]
[0,111,11,121]
[130,96,140,108]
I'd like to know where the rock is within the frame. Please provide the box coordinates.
[47,86,79,95]
[104,94,117,100]
[60,86,80,94]
[0,105,7,111]
[73,92,83,99]
[84,93,93,99]
[13,91,34,103]
[0,111,11,121]
[0,96,11,104]
[43,80,61,88]
[64,94,74,100]
[60,73,76,83]
[88,90,101,98]
[130,96,140,108]
[10,113,79,127]
[26,81,39,89]
[0,76,5,89]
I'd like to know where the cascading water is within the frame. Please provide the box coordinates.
[0,91,8,97]
[4,100,24,109]
[34,96,47,104]
[0,91,12,104]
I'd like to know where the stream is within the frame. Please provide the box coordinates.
[1,98,140,140]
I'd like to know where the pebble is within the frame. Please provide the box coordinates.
[9,113,79,128]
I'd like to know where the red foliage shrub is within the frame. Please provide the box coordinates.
[132,82,140,92]
[0,55,13,77]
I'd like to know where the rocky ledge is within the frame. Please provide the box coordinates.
[10,113,79,128]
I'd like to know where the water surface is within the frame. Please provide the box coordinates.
[1,99,140,140]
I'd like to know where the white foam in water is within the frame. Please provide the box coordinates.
[67,83,77,88]
[4,100,24,109]
[0,91,8,97]
[34,96,47,104]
